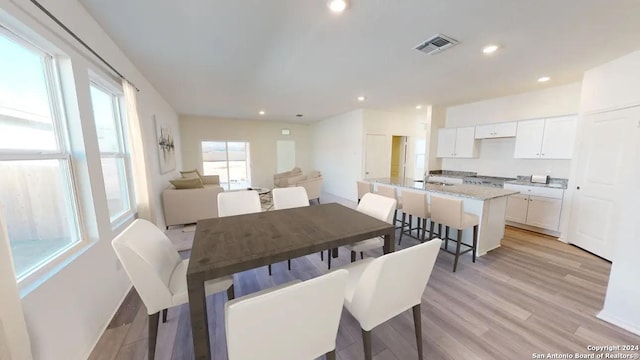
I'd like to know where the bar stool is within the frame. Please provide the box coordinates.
[357,180,372,203]
[398,189,430,245]
[375,184,404,228]
[429,195,479,272]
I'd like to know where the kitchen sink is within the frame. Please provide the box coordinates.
[427,181,455,186]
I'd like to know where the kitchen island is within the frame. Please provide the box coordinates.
[368,178,518,256]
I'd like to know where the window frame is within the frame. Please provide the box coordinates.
[0,26,86,285]
[88,76,136,227]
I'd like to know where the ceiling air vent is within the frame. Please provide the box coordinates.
[415,33,459,55]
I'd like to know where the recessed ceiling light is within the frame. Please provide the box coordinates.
[482,44,499,54]
[538,76,550,83]
[357,96,366,101]
[327,0,347,13]
[415,105,423,109]
[259,110,265,115]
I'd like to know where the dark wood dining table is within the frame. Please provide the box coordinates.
[186,202,395,360]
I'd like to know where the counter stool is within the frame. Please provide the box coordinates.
[375,184,404,229]
[357,180,373,203]
[398,190,431,245]
[429,195,479,272]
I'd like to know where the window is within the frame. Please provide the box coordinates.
[201,141,251,190]
[89,81,134,224]
[0,29,82,280]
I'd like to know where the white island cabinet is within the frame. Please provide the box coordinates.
[504,183,564,233]
[514,115,577,159]
[370,178,518,256]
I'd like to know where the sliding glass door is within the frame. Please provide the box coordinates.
[201,141,251,190]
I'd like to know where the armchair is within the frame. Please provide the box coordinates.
[273,167,303,188]
[290,170,323,203]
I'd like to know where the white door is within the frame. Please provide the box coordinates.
[514,119,544,158]
[506,194,529,223]
[436,128,456,157]
[568,106,640,260]
[276,140,295,173]
[364,134,387,178]
[541,115,578,159]
[526,196,562,231]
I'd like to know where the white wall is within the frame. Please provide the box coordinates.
[311,110,364,201]
[180,115,312,189]
[0,1,181,359]
[441,83,581,178]
[361,109,427,181]
[581,50,640,335]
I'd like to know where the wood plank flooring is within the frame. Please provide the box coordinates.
[89,226,640,360]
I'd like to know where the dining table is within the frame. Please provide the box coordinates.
[186,202,395,360]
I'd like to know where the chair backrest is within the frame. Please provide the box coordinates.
[357,181,372,200]
[375,184,397,200]
[349,238,442,331]
[217,190,261,217]
[111,219,182,314]
[402,189,428,217]
[225,270,349,360]
[272,186,309,210]
[357,193,397,224]
[430,195,464,229]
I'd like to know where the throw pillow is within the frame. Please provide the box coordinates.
[170,177,204,189]
[200,175,220,185]
[180,169,202,180]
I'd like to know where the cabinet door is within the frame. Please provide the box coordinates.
[506,194,529,223]
[514,119,544,158]
[454,126,478,157]
[474,124,495,139]
[436,128,457,158]
[540,115,578,159]
[493,122,517,137]
[525,195,562,230]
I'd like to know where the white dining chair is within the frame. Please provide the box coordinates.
[271,186,310,270]
[111,219,234,360]
[338,238,442,360]
[332,193,396,268]
[225,270,349,360]
[217,190,284,275]
[357,180,373,203]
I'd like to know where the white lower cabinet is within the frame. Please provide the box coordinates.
[504,184,564,232]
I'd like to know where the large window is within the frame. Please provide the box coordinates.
[201,141,251,190]
[0,30,82,280]
[89,81,134,224]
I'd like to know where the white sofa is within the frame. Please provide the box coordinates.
[162,184,224,228]
[273,167,303,188]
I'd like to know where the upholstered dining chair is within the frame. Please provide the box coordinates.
[337,239,442,360]
[272,186,310,270]
[325,193,396,269]
[374,184,403,228]
[398,189,431,245]
[356,180,373,203]
[112,219,234,360]
[217,190,282,275]
[225,270,348,360]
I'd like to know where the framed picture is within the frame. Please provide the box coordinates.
[154,115,176,174]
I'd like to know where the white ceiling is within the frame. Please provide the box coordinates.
[79,0,640,122]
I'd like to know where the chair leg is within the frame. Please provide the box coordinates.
[148,312,159,360]
[413,304,424,360]
[268,264,272,276]
[351,251,356,263]
[472,225,478,263]
[287,259,291,271]
[326,349,336,360]
[453,229,463,272]
[226,284,235,300]
[321,251,324,260]
[421,218,427,242]
[327,250,332,269]
[444,226,450,249]
[438,224,442,239]
[360,252,364,260]
[399,212,407,245]
[162,308,167,323]
[361,328,373,360]
[429,221,435,240]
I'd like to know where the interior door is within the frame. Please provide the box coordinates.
[364,134,387,179]
[568,106,640,260]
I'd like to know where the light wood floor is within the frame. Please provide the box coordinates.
[89,226,640,360]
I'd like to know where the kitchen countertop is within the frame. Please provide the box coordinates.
[505,176,568,189]
[368,177,519,201]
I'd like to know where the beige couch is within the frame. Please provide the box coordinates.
[289,170,323,203]
[162,184,224,228]
[273,167,303,188]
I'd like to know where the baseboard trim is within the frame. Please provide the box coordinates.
[597,310,640,336]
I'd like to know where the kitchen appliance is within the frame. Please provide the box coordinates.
[531,174,550,184]
[463,175,515,188]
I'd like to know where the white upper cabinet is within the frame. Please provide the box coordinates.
[514,115,577,159]
[474,122,517,139]
[436,126,478,158]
